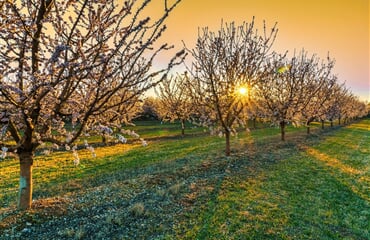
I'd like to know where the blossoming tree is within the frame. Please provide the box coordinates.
[0,0,184,209]
[325,83,350,127]
[257,50,332,140]
[155,73,194,136]
[298,55,337,134]
[186,19,278,155]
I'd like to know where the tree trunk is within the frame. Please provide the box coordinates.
[181,119,185,136]
[338,117,341,125]
[225,129,231,156]
[253,118,256,129]
[307,125,310,135]
[330,120,333,128]
[280,121,286,141]
[321,120,324,129]
[18,151,34,210]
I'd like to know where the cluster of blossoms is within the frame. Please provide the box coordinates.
[0,121,150,165]
[95,124,114,135]
[120,129,147,146]
[42,149,51,156]
[84,140,96,158]
[117,134,127,143]
[63,126,148,166]
[72,145,80,166]
[120,129,140,138]
[141,139,148,147]
[0,146,8,159]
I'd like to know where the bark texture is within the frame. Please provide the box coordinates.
[18,151,34,210]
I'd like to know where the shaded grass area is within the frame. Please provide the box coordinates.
[0,119,368,239]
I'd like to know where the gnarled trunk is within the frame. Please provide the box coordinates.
[321,120,324,129]
[18,151,34,210]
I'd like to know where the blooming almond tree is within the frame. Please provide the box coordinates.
[325,83,350,127]
[338,92,367,124]
[298,56,337,134]
[306,76,337,131]
[155,73,194,136]
[0,0,184,209]
[258,50,327,141]
[186,19,278,155]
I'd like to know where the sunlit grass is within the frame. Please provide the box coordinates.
[0,122,224,208]
[178,119,370,239]
[305,147,363,175]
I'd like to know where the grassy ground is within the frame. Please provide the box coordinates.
[185,120,369,239]
[0,119,368,239]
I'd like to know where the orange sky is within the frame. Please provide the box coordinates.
[148,0,369,101]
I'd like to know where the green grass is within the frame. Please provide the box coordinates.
[179,120,369,239]
[0,121,221,208]
[0,119,369,239]
[127,120,206,138]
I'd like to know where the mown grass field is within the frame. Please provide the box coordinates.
[0,119,369,239]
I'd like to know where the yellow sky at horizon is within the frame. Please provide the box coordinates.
[148,0,369,101]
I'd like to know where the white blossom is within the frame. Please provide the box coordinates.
[42,150,51,155]
[72,150,80,166]
[65,133,72,143]
[87,146,96,158]
[141,139,148,147]
[131,131,140,138]
[117,134,127,143]
[0,146,8,159]
[84,140,96,158]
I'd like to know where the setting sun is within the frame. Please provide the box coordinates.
[238,87,248,95]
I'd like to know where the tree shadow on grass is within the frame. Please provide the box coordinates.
[186,124,369,239]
